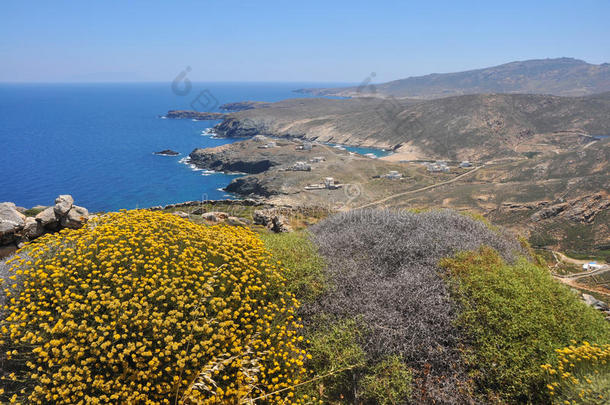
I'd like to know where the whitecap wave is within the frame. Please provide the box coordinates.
[201,127,216,137]
[179,156,204,172]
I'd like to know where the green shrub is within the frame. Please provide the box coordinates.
[303,318,366,403]
[260,230,327,302]
[22,207,45,217]
[360,355,412,405]
[442,247,610,403]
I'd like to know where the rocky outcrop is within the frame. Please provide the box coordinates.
[0,195,90,257]
[213,117,268,139]
[225,176,275,197]
[582,293,610,319]
[253,208,293,233]
[531,193,609,223]
[165,110,225,120]
[54,194,74,216]
[188,138,316,174]
[0,202,26,244]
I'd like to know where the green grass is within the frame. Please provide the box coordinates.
[302,317,367,402]
[566,249,610,264]
[260,230,327,302]
[442,247,610,403]
[22,207,45,217]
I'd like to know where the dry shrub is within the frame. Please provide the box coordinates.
[306,209,522,404]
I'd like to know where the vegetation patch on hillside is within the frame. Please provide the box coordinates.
[442,247,610,403]
[302,209,523,403]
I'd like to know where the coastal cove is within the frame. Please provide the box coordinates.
[0,82,349,212]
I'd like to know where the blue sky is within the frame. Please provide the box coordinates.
[1,0,609,83]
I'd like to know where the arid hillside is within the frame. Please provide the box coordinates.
[296,57,610,98]
[215,92,610,161]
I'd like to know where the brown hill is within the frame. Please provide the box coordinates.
[214,92,610,161]
[296,58,610,99]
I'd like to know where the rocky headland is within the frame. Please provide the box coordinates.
[165,110,225,120]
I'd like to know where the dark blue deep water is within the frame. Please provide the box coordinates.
[0,82,345,212]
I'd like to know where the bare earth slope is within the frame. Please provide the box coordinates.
[296,58,610,99]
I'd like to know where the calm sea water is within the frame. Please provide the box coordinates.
[0,82,352,212]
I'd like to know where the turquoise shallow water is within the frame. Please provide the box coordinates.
[326,143,392,157]
[0,82,346,212]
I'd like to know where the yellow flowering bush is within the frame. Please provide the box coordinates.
[0,210,307,404]
[542,341,610,404]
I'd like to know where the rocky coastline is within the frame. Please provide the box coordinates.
[165,110,226,120]
[188,136,313,174]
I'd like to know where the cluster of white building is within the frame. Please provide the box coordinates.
[425,161,450,173]
[424,160,473,172]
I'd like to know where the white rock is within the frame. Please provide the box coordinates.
[54,194,74,216]
[36,207,60,228]
[0,202,26,236]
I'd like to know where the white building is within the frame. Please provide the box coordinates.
[426,162,450,173]
[583,262,603,271]
[383,170,403,179]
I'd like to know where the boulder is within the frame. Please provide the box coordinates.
[0,202,26,243]
[582,294,609,311]
[198,211,229,222]
[172,211,189,218]
[271,215,292,233]
[60,205,89,229]
[201,212,219,222]
[225,216,247,227]
[209,211,229,220]
[23,217,44,239]
[36,207,60,228]
[0,202,26,231]
[253,209,293,233]
[54,194,74,216]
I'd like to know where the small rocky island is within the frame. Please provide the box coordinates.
[154,149,180,156]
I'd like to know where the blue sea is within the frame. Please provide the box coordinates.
[0,82,360,212]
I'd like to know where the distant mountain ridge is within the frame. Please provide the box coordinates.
[296,58,610,99]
